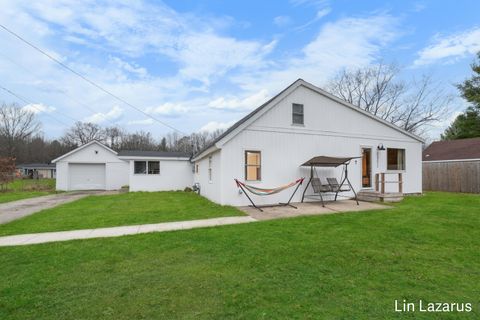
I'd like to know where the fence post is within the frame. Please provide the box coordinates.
[375,173,379,192]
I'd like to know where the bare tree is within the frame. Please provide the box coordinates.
[0,102,41,157]
[105,126,125,150]
[0,157,16,191]
[120,131,157,150]
[61,122,106,147]
[326,63,450,135]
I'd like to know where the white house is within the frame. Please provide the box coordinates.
[52,141,191,192]
[53,79,423,206]
[191,79,423,206]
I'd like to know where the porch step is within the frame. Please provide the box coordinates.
[358,190,403,203]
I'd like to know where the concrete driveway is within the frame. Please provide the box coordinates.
[0,191,114,225]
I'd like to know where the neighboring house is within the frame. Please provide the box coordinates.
[52,141,190,191]
[422,137,480,193]
[53,79,424,205]
[17,163,56,179]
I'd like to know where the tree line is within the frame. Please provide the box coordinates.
[0,107,224,164]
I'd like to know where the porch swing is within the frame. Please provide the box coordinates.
[300,156,360,207]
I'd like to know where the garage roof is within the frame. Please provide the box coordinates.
[118,150,190,158]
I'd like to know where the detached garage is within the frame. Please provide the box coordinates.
[53,140,129,191]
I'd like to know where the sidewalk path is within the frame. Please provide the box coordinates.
[0,216,257,246]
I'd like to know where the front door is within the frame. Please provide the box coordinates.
[361,148,372,188]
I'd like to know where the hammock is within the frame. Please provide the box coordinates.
[234,178,304,211]
[235,178,304,196]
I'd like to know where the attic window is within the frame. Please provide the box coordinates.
[292,103,304,125]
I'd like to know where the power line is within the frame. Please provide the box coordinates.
[0,50,119,127]
[0,24,187,136]
[0,84,72,127]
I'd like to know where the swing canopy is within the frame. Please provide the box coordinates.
[301,156,360,168]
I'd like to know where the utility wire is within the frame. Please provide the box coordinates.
[0,24,187,136]
[0,50,118,127]
[0,84,72,127]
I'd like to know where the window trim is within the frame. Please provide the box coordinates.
[133,160,161,175]
[292,103,304,125]
[134,161,147,175]
[386,148,406,171]
[245,150,261,181]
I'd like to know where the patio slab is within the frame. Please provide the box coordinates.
[239,200,391,220]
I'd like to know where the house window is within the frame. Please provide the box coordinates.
[148,161,160,174]
[208,157,212,182]
[387,148,405,170]
[134,161,147,174]
[245,151,261,181]
[134,161,160,174]
[292,103,304,125]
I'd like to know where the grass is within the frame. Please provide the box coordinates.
[0,192,479,319]
[0,191,245,235]
[0,179,56,204]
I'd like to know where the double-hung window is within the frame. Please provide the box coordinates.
[245,151,261,181]
[292,103,304,125]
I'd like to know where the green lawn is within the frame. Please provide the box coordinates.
[0,192,479,319]
[0,179,56,204]
[0,191,245,235]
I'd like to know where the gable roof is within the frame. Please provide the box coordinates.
[118,150,190,158]
[192,78,423,161]
[51,140,117,163]
[423,137,480,161]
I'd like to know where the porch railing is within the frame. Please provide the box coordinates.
[375,172,403,194]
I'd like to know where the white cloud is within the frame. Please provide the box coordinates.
[145,103,188,116]
[172,33,276,85]
[127,118,154,126]
[234,13,398,92]
[200,120,236,132]
[208,89,271,111]
[22,103,55,114]
[274,16,292,27]
[84,106,123,124]
[414,27,480,66]
[294,8,331,31]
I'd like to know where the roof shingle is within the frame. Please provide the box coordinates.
[423,137,480,161]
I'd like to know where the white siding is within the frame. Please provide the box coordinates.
[55,142,128,191]
[128,159,193,192]
[218,85,422,206]
[193,150,222,203]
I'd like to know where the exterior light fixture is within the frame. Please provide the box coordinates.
[377,143,386,151]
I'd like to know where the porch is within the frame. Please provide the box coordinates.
[239,199,390,221]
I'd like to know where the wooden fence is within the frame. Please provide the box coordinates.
[423,160,480,193]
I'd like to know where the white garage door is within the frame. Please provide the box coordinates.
[69,163,106,190]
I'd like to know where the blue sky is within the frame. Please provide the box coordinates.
[0,0,479,140]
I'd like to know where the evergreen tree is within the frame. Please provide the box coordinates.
[442,52,480,139]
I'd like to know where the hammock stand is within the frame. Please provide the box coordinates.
[234,178,305,212]
[300,156,360,207]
